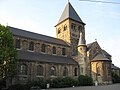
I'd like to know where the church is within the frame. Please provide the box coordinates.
[9,2,112,85]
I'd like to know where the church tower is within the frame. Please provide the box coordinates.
[55,2,86,56]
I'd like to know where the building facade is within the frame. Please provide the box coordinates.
[9,2,112,85]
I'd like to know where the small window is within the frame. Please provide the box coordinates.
[29,41,34,51]
[50,66,56,76]
[78,26,82,31]
[37,65,43,76]
[41,44,46,53]
[58,28,61,34]
[97,67,100,76]
[74,68,78,76]
[15,39,21,49]
[64,25,67,31]
[62,48,66,55]
[63,67,68,76]
[19,64,27,75]
[71,23,76,31]
[52,46,56,54]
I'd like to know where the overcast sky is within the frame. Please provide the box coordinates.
[0,0,120,67]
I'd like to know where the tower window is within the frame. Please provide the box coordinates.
[71,23,76,31]
[29,41,34,51]
[15,38,21,49]
[58,28,61,34]
[41,44,46,53]
[52,46,56,54]
[62,48,66,55]
[78,26,82,31]
[64,25,67,31]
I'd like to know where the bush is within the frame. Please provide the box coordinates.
[50,77,79,88]
[78,75,93,86]
[27,78,46,89]
[112,72,120,83]
[0,80,6,90]
[8,84,29,90]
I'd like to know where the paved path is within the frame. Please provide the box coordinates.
[47,84,120,90]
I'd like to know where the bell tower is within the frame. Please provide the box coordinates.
[55,2,86,56]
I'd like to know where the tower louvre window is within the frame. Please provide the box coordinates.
[58,28,61,34]
[64,25,67,31]
[71,23,76,31]
[78,26,82,31]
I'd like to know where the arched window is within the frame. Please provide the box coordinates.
[97,67,100,76]
[41,44,46,53]
[78,26,82,31]
[50,66,56,76]
[63,67,68,76]
[19,64,27,75]
[52,46,56,54]
[71,23,76,31]
[62,48,66,55]
[64,25,67,31]
[37,65,43,76]
[58,28,61,34]
[15,38,21,49]
[29,41,34,51]
[74,68,78,76]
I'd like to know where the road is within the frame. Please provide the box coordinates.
[47,84,120,90]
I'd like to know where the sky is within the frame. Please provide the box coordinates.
[0,0,120,67]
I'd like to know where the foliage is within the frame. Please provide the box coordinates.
[50,77,79,88]
[112,72,120,83]
[0,24,17,80]
[0,80,6,89]
[26,78,46,89]
[8,84,29,90]
[78,75,93,86]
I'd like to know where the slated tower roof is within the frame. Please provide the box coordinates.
[56,2,85,25]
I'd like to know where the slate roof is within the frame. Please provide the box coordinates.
[111,64,120,70]
[91,53,111,62]
[17,50,77,65]
[9,26,69,47]
[56,2,85,26]
[102,50,111,57]
[87,41,112,61]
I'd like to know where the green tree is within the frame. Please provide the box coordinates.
[0,24,17,81]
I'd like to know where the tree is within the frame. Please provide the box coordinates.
[0,24,17,81]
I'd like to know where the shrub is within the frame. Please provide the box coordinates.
[27,78,46,89]
[0,80,6,90]
[112,72,120,83]
[78,75,93,86]
[8,84,29,90]
[50,77,79,88]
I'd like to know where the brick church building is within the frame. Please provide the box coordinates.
[9,2,112,85]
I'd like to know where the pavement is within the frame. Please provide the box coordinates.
[45,84,120,90]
